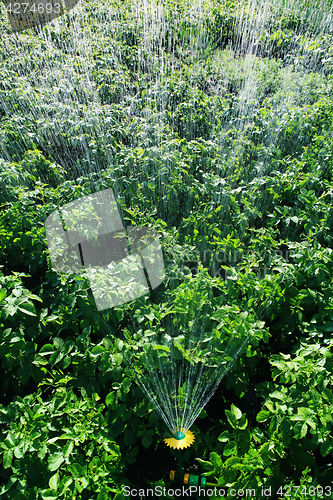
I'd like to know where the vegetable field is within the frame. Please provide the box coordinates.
[1,0,333,498]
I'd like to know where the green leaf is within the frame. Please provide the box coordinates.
[152,344,170,352]
[225,409,237,429]
[49,351,65,365]
[114,493,127,500]
[320,441,332,457]
[33,354,48,366]
[231,404,242,420]
[10,336,21,343]
[209,451,222,468]
[13,446,24,459]
[0,476,18,495]
[40,344,56,356]
[170,345,183,360]
[3,449,13,469]
[307,418,317,431]
[121,378,132,395]
[27,292,43,302]
[114,338,124,351]
[270,391,285,401]
[48,452,64,471]
[4,433,16,447]
[223,441,237,457]
[32,365,48,383]
[38,445,48,460]
[114,353,123,366]
[125,446,139,464]
[81,326,91,338]
[17,301,36,316]
[91,345,105,357]
[75,478,83,494]
[323,322,333,333]
[265,401,275,413]
[53,338,65,351]
[105,392,116,407]
[81,477,89,489]
[256,410,270,423]
[237,414,248,430]
[68,463,81,477]
[300,423,308,438]
[218,430,230,443]
[41,489,58,500]
[142,433,152,449]
[224,456,241,467]
[196,458,214,471]
[61,355,71,369]
[0,289,7,301]
[49,471,60,490]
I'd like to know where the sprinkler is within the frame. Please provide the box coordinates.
[164,429,195,450]
[164,429,195,490]
[164,429,216,494]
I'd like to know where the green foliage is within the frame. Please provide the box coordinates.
[196,340,333,495]
[0,389,123,498]
[1,0,333,496]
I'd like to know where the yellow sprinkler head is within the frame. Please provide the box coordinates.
[164,429,195,450]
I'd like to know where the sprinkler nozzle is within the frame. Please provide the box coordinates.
[174,431,186,440]
[164,429,195,449]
